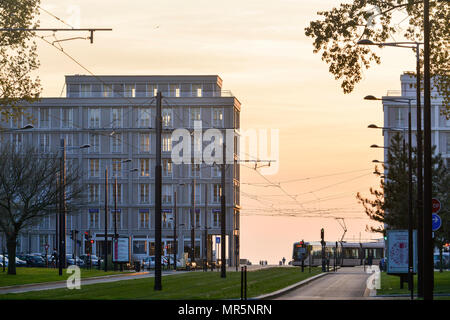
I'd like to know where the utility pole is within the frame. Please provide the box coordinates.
[191,179,196,264]
[204,183,208,271]
[221,137,226,278]
[154,91,162,290]
[59,138,67,276]
[407,100,414,300]
[321,228,325,272]
[173,191,177,271]
[422,0,433,300]
[113,177,118,271]
[104,167,108,272]
[415,42,424,298]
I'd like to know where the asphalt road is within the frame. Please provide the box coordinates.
[273,266,374,300]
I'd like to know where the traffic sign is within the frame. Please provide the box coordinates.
[216,237,220,244]
[432,198,441,214]
[432,214,442,232]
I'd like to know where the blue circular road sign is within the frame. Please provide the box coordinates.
[432,214,442,231]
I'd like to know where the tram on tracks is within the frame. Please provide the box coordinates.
[292,240,385,267]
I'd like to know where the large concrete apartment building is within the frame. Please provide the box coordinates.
[0,75,241,266]
[382,72,449,168]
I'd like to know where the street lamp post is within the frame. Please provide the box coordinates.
[366,96,415,300]
[359,39,425,298]
[112,159,132,271]
[59,139,90,276]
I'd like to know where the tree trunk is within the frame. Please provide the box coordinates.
[6,234,17,275]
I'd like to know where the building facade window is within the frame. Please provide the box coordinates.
[169,84,180,97]
[212,165,221,178]
[139,108,151,128]
[103,84,113,97]
[212,210,220,228]
[61,108,73,128]
[89,159,100,177]
[88,108,100,128]
[88,184,100,203]
[11,133,23,152]
[162,108,172,128]
[191,164,201,178]
[147,84,156,97]
[111,108,123,128]
[89,210,100,228]
[192,84,202,97]
[140,184,150,204]
[162,159,172,177]
[192,184,201,204]
[212,108,223,127]
[212,184,221,203]
[139,210,150,229]
[162,211,173,228]
[110,210,122,230]
[140,133,150,153]
[112,159,122,177]
[39,133,50,153]
[162,134,172,152]
[61,134,73,153]
[39,108,50,128]
[80,84,91,97]
[110,183,123,204]
[124,84,135,97]
[190,108,201,126]
[162,184,173,204]
[140,159,150,177]
[89,133,100,153]
[111,134,122,153]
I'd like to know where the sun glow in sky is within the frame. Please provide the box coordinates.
[35,0,420,264]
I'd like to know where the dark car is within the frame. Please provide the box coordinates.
[80,254,102,267]
[23,255,46,267]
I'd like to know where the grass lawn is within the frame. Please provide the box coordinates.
[0,267,322,300]
[377,271,450,298]
[0,267,132,287]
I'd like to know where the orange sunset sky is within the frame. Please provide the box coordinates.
[34,0,419,264]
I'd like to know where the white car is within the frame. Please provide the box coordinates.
[142,256,168,269]
[0,255,8,267]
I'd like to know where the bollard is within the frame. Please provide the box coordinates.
[240,266,244,300]
[244,266,247,300]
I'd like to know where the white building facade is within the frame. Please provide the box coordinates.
[1,75,241,266]
[383,72,449,168]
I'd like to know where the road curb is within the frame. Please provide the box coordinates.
[253,272,331,300]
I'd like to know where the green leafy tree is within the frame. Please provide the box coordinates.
[305,0,450,114]
[357,134,409,234]
[357,133,450,240]
[0,0,41,125]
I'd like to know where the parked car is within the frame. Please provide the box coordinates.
[66,255,85,266]
[0,255,8,267]
[142,256,155,269]
[141,256,168,269]
[80,254,102,267]
[15,257,27,267]
[164,256,183,268]
[22,255,46,267]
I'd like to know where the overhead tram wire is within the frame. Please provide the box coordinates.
[38,6,76,29]
[241,167,373,185]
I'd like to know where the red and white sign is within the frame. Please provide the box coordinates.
[432,198,441,214]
